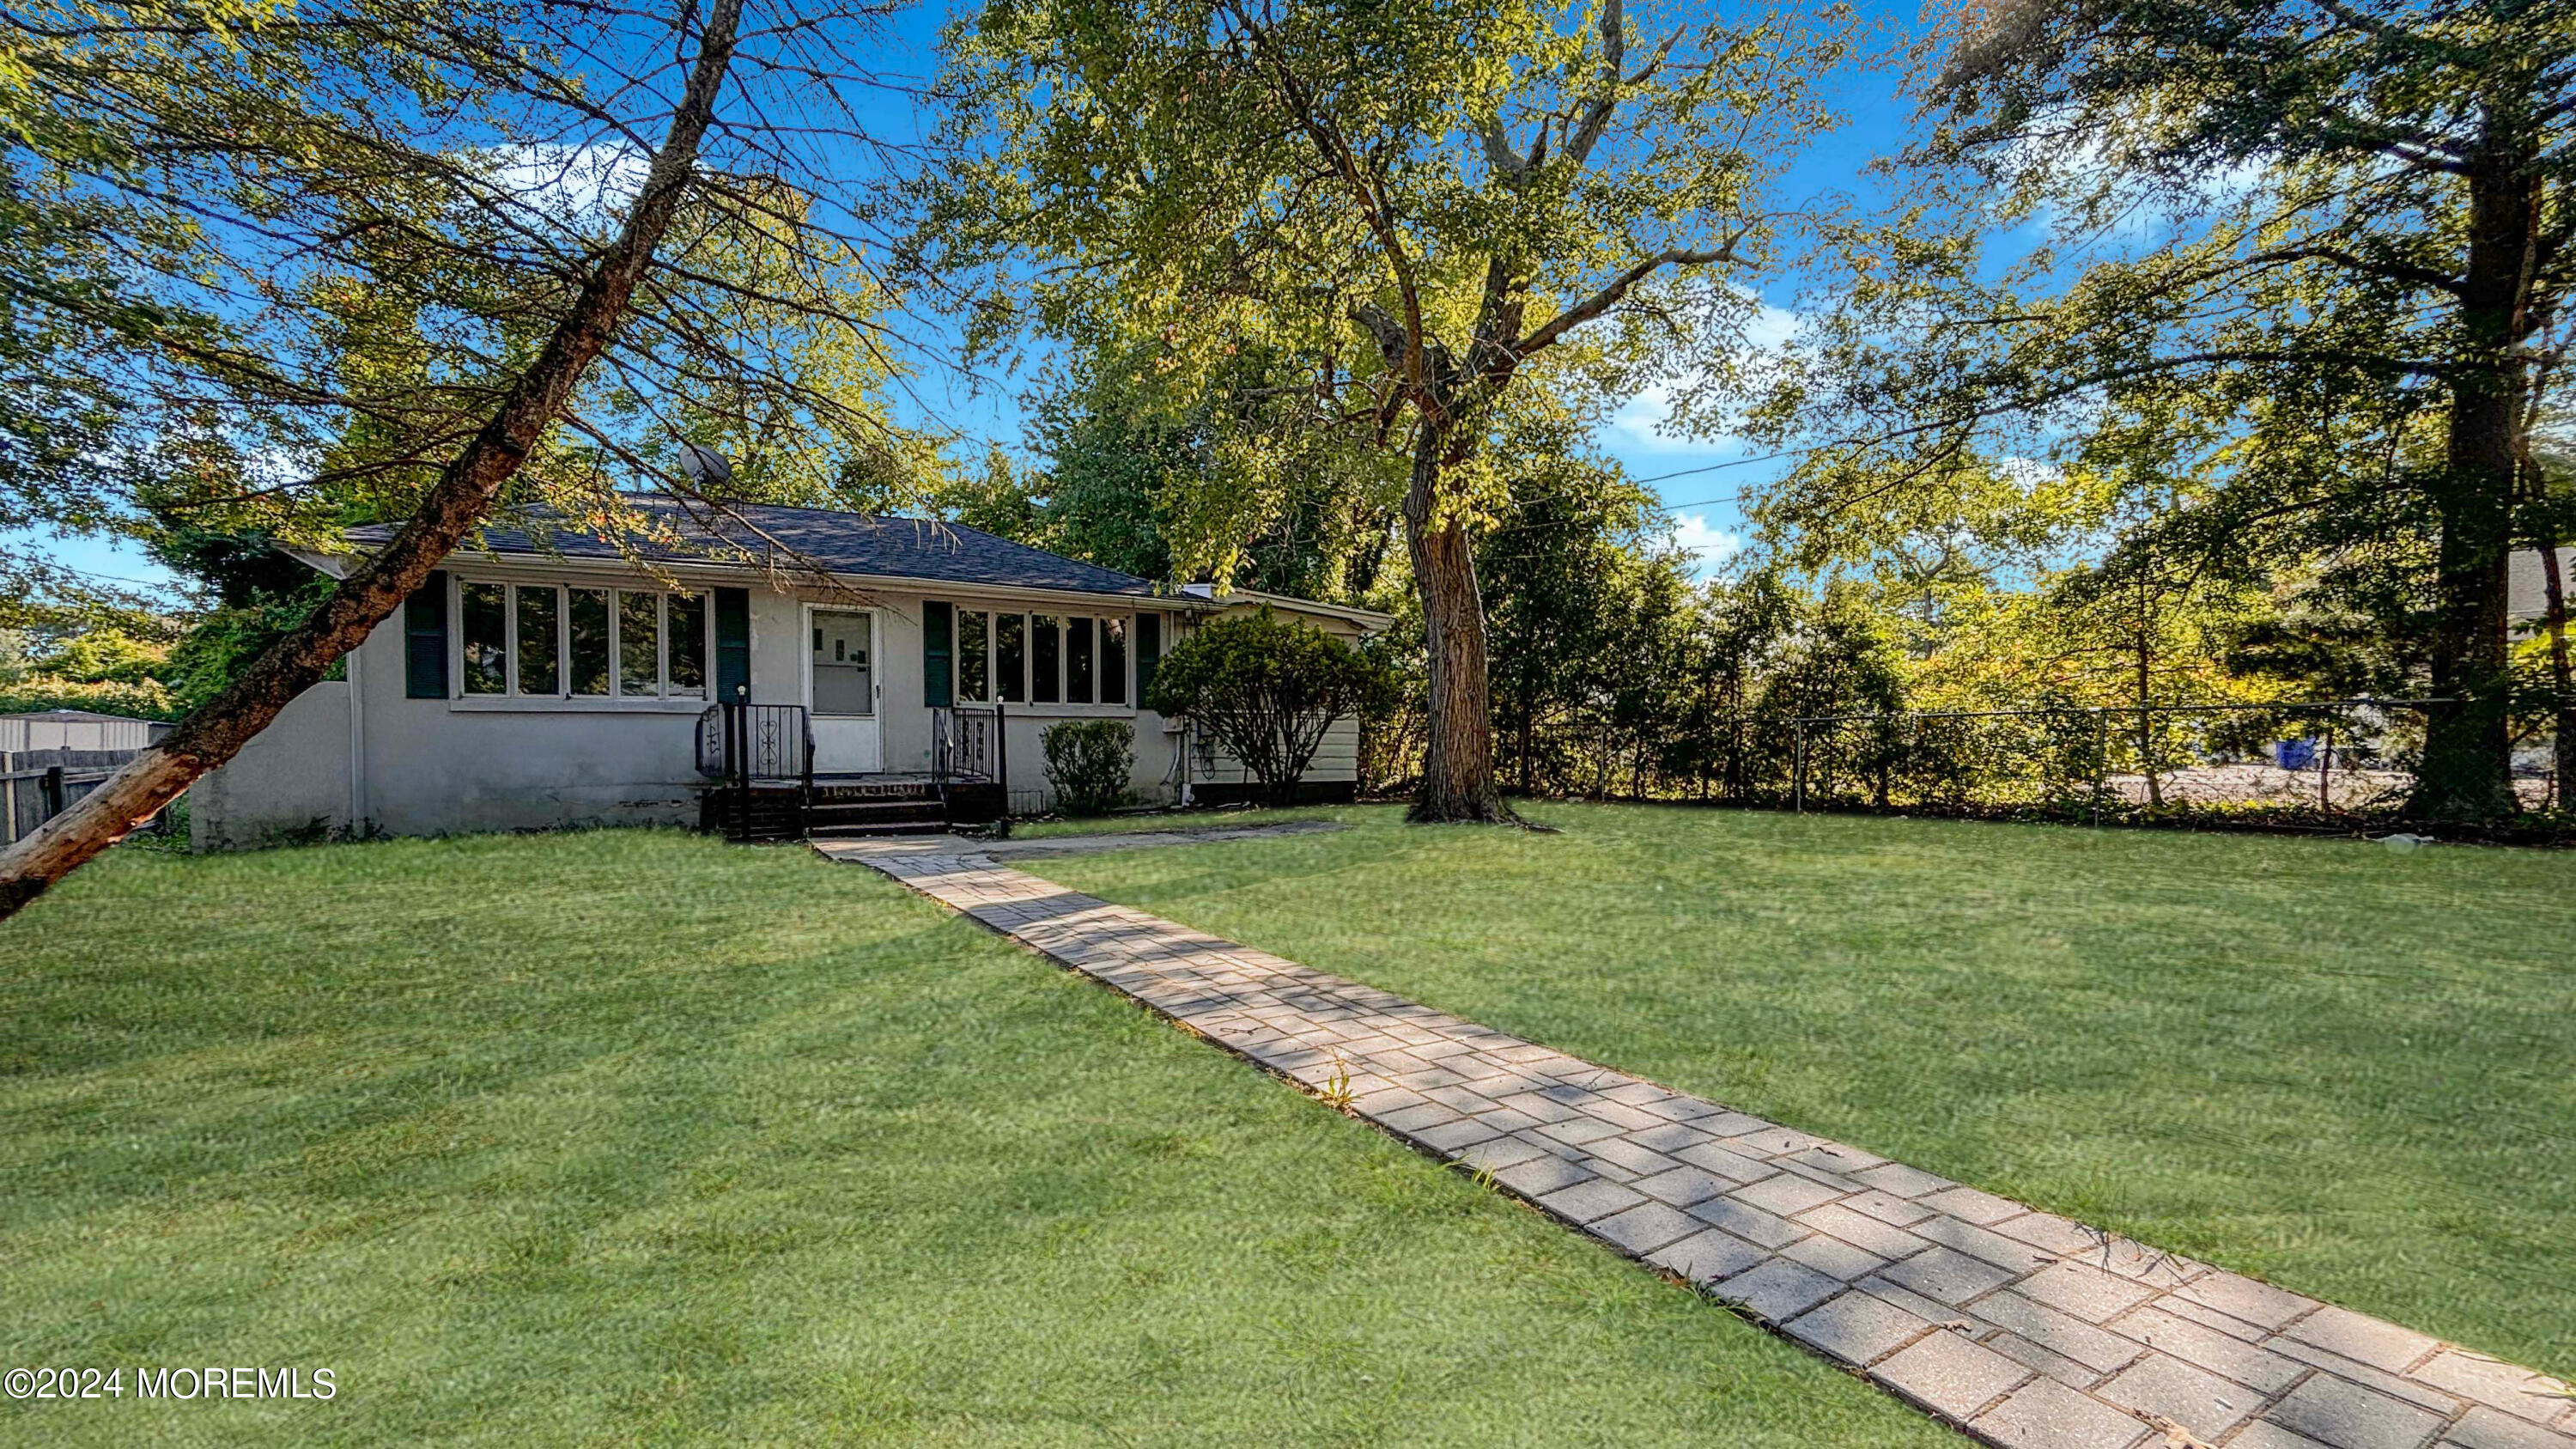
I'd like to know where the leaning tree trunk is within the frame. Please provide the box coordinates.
[2415,153,2536,823]
[0,0,744,923]
[1402,429,1518,824]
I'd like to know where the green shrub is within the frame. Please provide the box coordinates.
[1042,719,1133,816]
[1145,607,1394,807]
[0,677,182,720]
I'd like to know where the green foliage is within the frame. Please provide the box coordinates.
[1750,0,2575,819]
[927,0,1850,811]
[2,0,921,634]
[1025,396,1180,581]
[0,592,188,719]
[163,577,343,712]
[0,679,182,721]
[42,629,170,686]
[1148,609,1395,807]
[1021,372,1406,600]
[1040,719,1134,816]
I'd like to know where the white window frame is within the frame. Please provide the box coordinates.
[450,575,714,710]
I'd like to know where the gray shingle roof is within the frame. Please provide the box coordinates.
[343,497,1166,600]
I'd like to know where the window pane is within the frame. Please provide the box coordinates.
[667,593,707,698]
[1102,617,1127,705]
[618,591,660,697]
[568,589,611,696]
[997,612,1027,703]
[515,586,560,695]
[811,609,874,715]
[460,581,507,695]
[1066,616,1095,704]
[958,609,989,703]
[1031,613,1061,703]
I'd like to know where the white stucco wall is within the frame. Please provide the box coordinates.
[191,680,355,849]
[192,566,1217,842]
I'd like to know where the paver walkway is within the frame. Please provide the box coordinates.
[822,836,2575,1449]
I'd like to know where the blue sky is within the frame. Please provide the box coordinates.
[11,0,1922,600]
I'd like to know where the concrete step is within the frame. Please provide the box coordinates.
[808,819,952,838]
[807,801,946,825]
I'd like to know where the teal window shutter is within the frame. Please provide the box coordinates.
[714,587,750,700]
[404,570,449,698]
[1136,611,1162,708]
[923,601,953,707]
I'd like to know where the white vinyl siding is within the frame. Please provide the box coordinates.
[1188,715,1362,785]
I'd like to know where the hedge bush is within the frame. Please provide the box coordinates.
[1042,719,1133,816]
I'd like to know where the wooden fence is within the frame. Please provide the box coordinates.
[1,748,166,844]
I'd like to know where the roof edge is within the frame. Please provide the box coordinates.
[1179,584,1398,631]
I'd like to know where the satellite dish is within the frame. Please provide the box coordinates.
[677,442,732,489]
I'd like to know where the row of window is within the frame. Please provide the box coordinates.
[459,581,708,700]
[953,608,1127,706]
[443,581,1140,709]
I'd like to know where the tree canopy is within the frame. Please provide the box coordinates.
[923,0,1851,819]
[1747,0,2572,819]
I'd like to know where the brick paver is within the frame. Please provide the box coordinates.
[825,839,2576,1449]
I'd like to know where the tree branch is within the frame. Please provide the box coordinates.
[0,0,747,922]
[1513,234,1746,359]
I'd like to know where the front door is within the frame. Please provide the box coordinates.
[806,606,881,773]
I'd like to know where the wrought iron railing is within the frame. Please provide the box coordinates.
[696,690,813,839]
[696,697,812,782]
[932,703,1005,784]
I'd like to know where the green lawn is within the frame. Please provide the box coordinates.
[0,831,1955,1447]
[1036,802,2576,1376]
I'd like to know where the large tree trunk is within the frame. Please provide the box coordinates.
[2415,151,2537,822]
[0,0,744,923]
[1403,429,1518,823]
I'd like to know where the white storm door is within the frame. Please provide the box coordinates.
[805,606,882,773]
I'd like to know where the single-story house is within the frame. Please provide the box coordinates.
[2509,547,2573,631]
[191,500,1392,849]
[1,709,164,753]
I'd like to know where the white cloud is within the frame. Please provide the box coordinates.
[1608,381,1710,456]
[1741,298,1800,350]
[489,143,650,224]
[1996,454,2063,492]
[1607,386,1765,459]
[1669,513,1741,575]
[1604,294,1799,455]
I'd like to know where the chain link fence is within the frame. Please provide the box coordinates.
[1447,698,2569,837]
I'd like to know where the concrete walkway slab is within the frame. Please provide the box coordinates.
[831,841,2575,1449]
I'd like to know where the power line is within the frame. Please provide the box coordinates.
[1629,449,1796,485]
[1656,491,1756,514]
